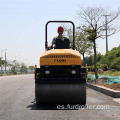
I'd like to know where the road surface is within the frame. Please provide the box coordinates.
[0,74,120,120]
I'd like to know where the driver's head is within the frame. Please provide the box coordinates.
[58,26,64,32]
[57,26,64,35]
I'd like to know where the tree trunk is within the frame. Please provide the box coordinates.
[93,40,98,83]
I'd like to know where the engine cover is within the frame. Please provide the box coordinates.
[40,49,81,66]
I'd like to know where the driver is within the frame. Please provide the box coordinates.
[48,26,67,49]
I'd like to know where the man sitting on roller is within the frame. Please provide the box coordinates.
[48,26,67,49]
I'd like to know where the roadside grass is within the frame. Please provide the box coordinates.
[0,74,18,76]
[89,70,120,76]
[103,70,120,76]
[0,73,32,76]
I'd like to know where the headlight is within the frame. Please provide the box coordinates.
[45,70,50,74]
[71,70,76,74]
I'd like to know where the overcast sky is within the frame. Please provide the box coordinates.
[0,0,120,67]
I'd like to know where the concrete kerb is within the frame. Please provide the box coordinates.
[87,83,120,98]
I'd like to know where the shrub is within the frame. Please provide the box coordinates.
[13,71,17,74]
[88,65,99,72]
[97,62,101,66]
[88,66,91,72]
[88,66,93,72]
[100,64,108,71]
[110,57,120,70]
[91,66,94,72]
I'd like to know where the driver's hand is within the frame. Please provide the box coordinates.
[47,46,51,50]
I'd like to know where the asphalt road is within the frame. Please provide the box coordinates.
[0,74,120,120]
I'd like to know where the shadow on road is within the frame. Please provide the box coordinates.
[27,100,86,110]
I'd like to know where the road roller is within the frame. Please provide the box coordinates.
[34,21,88,104]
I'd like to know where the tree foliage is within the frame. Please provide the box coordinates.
[110,57,120,70]
[100,45,120,68]
[20,63,27,73]
[29,66,34,71]
[75,27,93,66]
[0,57,5,67]
[78,6,120,79]
[84,45,120,71]
[0,58,33,74]
[64,27,93,66]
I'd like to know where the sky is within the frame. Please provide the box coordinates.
[0,0,120,67]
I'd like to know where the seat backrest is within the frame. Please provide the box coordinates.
[55,38,70,49]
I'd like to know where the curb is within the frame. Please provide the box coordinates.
[87,83,120,98]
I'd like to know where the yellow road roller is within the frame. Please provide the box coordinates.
[34,21,87,104]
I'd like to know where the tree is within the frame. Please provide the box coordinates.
[20,63,27,73]
[100,45,120,68]
[85,28,98,80]
[110,57,120,70]
[78,6,120,80]
[64,28,73,48]
[6,60,14,73]
[96,53,103,62]
[0,57,5,74]
[29,66,34,73]
[75,27,93,66]
[84,55,94,66]
[64,27,93,66]
[12,60,20,72]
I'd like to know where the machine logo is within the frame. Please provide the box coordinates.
[54,59,66,62]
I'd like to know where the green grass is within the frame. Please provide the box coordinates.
[88,70,120,76]
[103,70,120,76]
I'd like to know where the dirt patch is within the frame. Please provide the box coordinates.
[101,83,120,91]
[88,77,120,91]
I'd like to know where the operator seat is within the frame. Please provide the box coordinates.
[55,38,70,49]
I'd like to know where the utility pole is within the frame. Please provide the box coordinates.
[5,52,6,71]
[102,15,111,53]
[1,49,7,73]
